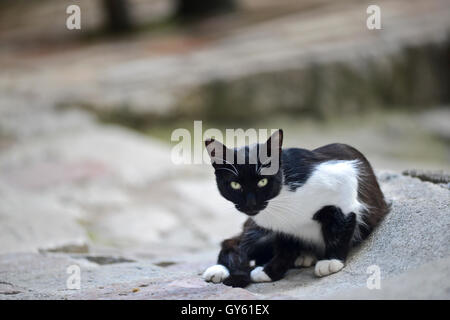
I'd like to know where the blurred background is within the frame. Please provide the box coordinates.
[0,0,449,270]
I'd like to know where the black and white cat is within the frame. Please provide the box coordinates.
[202,130,390,287]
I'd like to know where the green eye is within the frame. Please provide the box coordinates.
[230,181,242,190]
[257,178,268,188]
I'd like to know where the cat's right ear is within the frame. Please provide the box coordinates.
[205,138,229,166]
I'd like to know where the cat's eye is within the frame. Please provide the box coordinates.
[230,181,242,190]
[257,178,268,188]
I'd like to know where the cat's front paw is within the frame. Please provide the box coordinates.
[294,254,316,267]
[314,259,344,277]
[250,266,272,282]
[202,264,230,283]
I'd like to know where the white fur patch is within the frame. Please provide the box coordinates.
[314,259,344,277]
[250,266,272,282]
[253,160,365,248]
[202,264,230,283]
[294,254,316,267]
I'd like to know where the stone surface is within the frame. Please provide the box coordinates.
[0,99,246,257]
[327,257,450,300]
[244,172,450,299]
[0,167,448,299]
[0,252,258,300]
[403,169,450,185]
[1,1,449,114]
[0,95,448,299]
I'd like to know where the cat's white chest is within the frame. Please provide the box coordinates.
[252,160,364,247]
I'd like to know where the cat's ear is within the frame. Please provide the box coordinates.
[265,129,283,157]
[259,129,283,175]
[205,138,230,166]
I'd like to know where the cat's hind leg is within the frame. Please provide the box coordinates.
[251,235,299,282]
[312,206,357,277]
[204,220,275,287]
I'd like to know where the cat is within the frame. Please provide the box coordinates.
[202,129,390,288]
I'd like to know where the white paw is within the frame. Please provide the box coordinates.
[202,264,230,283]
[250,266,272,282]
[314,259,344,277]
[294,254,316,267]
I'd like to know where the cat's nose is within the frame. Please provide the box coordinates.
[246,193,257,208]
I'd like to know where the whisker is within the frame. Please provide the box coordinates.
[216,167,238,176]
[257,158,272,174]
[211,157,239,175]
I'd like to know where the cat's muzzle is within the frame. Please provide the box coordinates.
[242,209,260,216]
[236,205,266,216]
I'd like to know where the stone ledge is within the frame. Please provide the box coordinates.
[1,172,448,299]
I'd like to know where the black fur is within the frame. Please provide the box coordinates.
[205,130,390,287]
[205,135,283,216]
[313,206,357,261]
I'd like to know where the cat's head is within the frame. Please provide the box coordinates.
[205,130,283,216]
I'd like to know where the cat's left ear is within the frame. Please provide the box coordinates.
[265,129,283,157]
[205,138,230,166]
[259,130,283,175]
[258,130,283,175]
